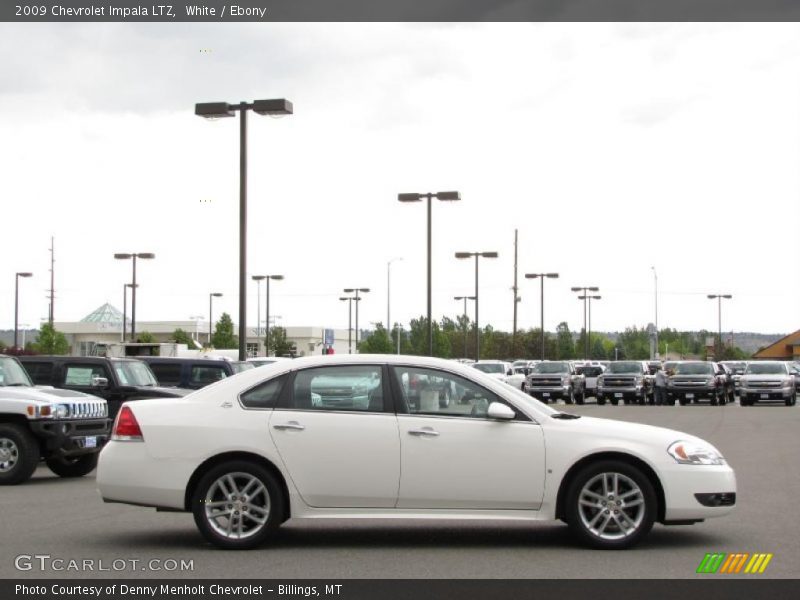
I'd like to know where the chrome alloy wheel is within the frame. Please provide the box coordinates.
[578,472,645,541]
[0,437,19,472]
[204,472,271,540]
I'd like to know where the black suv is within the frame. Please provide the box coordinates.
[137,357,254,390]
[18,356,190,419]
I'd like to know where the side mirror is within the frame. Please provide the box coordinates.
[487,402,515,420]
[91,376,109,388]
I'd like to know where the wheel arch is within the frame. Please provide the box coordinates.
[555,451,666,523]
[183,451,292,522]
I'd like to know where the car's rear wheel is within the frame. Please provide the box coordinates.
[0,424,40,485]
[191,461,284,549]
[565,460,656,549]
[46,454,98,478]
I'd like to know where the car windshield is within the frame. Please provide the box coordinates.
[607,362,641,374]
[745,363,787,375]
[473,363,505,374]
[532,362,569,374]
[114,361,158,386]
[675,363,714,375]
[231,362,255,373]
[0,357,33,386]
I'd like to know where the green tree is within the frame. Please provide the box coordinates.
[556,322,575,360]
[0,339,5,352]
[211,312,238,349]
[406,316,451,357]
[136,331,155,343]
[171,328,195,347]
[358,324,394,354]
[33,322,69,355]
[267,326,295,357]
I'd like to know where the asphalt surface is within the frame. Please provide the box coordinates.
[2,400,798,580]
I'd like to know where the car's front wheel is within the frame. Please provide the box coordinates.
[191,461,284,549]
[565,460,656,549]
[0,424,40,485]
[46,454,98,478]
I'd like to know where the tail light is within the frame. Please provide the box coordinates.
[112,405,144,441]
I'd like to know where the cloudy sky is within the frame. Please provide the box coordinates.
[1,23,798,336]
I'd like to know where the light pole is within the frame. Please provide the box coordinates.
[525,272,559,361]
[253,274,283,356]
[707,294,733,358]
[577,294,601,359]
[398,191,461,356]
[454,295,476,358]
[251,276,265,339]
[114,252,155,342]
[208,292,222,346]
[121,283,138,342]
[195,98,293,360]
[339,295,360,354]
[387,257,402,345]
[13,272,32,350]
[455,251,499,361]
[264,275,283,357]
[571,286,599,359]
[343,288,369,352]
[651,266,659,359]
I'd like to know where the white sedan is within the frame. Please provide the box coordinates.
[97,355,736,550]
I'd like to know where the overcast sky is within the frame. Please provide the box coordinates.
[1,23,798,336]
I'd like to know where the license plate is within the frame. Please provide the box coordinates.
[761,393,769,399]
[614,393,623,398]
[542,393,550,397]
[84,436,97,448]
[686,393,694,399]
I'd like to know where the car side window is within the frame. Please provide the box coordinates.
[64,364,107,386]
[290,365,384,412]
[391,366,525,420]
[24,361,54,384]
[191,366,228,385]
[149,363,182,386]
[240,375,287,409]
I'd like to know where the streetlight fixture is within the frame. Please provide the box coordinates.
[577,294,602,359]
[571,286,599,359]
[454,295,476,358]
[398,190,461,356]
[14,272,32,350]
[387,257,402,350]
[195,97,293,360]
[121,283,138,342]
[455,251,499,361]
[707,294,733,358]
[114,252,155,341]
[208,292,223,346]
[343,288,369,352]
[524,272,559,360]
[253,274,283,356]
[339,295,361,354]
[651,266,659,359]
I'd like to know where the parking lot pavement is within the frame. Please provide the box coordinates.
[1,403,798,580]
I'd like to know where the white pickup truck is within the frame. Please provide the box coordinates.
[0,355,110,484]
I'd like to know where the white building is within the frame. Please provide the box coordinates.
[53,303,354,357]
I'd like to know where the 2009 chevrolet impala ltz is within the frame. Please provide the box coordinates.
[96,355,736,550]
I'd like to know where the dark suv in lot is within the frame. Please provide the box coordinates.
[18,356,190,419]
[137,357,254,390]
[666,361,727,406]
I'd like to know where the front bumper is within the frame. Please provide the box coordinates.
[668,386,718,400]
[597,387,645,400]
[661,463,737,521]
[528,385,570,400]
[740,388,794,401]
[29,418,110,457]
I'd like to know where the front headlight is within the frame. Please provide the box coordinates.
[597,376,604,386]
[667,441,725,466]
[55,404,69,418]
[634,376,643,386]
[561,376,570,385]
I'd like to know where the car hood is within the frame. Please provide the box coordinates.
[553,414,712,450]
[1,386,99,404]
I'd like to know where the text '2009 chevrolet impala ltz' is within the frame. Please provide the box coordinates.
[96,355,736,550]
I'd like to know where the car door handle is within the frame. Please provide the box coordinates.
[272,421,305,431]
[408,428,440,437]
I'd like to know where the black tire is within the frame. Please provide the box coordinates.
[678,396,688,406]
[565,460,657,549]
[597,397,606,406]
[666,397,676,406]
[0,423,40,485]
[191,460,284,550]
[610,398,619,406]
[564,388,574,405]
[45,454,98,478]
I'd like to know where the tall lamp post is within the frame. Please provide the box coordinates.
[707,294,732,358]
[577,294,602,359]
[14,272,32,350]
[195,97,293,360]
[114,252,155,342]
[387,257,402,345]
[208,292,223,346]
[455,251,498,361]
[339,295,360,354]
[398,191,461,356]
[454,295,476,358]
[524,272,559,360]
[253,274,283,356]
[651,266,659,359]
[121,283,138,342]
[343,288,369,352]
[571,285,599,359]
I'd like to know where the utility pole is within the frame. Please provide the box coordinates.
[512,229,519,353]
[48,236,55,325]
